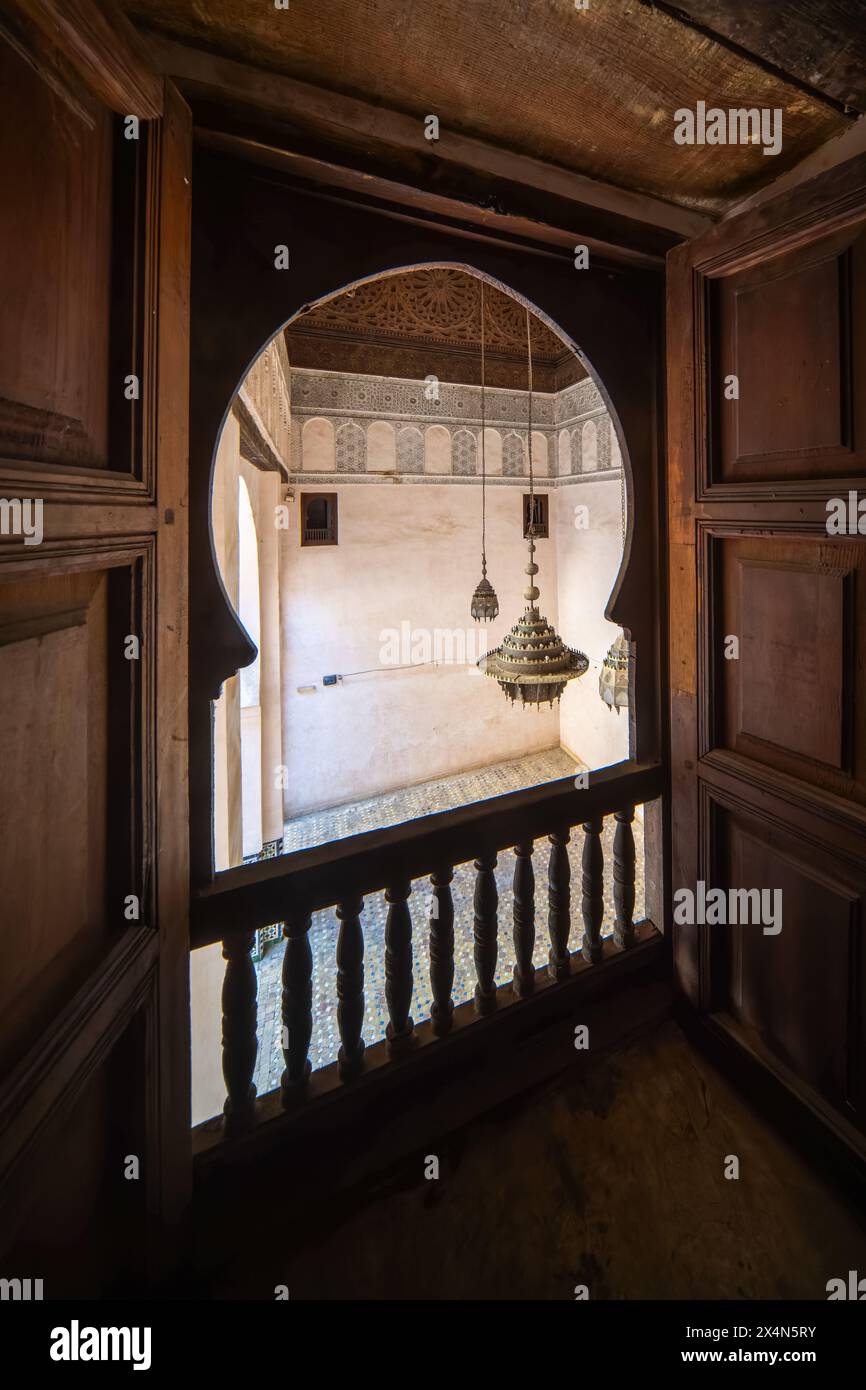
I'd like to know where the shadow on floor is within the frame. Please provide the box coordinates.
[204,1019,866,1299]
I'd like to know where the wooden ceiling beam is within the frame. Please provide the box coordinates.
[142,31,711,252]
[195,126,671,273]
[647,0,866,116]
[1,0,163,123]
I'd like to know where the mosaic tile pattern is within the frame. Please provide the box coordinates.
[282,748,581,852]
[253,750,647,1097]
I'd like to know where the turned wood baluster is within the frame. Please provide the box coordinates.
[512,839,536,998]
[430,866,455,1036]
[473,849,498,1014]
[547,825,572,980]
[280,902,313,1104]
[221,926,258,1133]
[336,894,365,1079]
[581,816,605,964]
[385,877,414,1050]
[613,804,637,950]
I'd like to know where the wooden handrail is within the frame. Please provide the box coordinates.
[191,760,663,947]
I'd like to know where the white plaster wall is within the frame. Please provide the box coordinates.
[240,704,263,857]
[279,481,561,817]
[190,942,226,1126]
[555,478,629,770]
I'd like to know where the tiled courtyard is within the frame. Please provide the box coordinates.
[253,748,646,1096]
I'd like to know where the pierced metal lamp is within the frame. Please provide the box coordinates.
[470,281,499,622]
[479,306,588,706]
[599,631,630,713]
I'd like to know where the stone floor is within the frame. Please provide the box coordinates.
[211,1019,866,1300]
[253,748,647,1095]
[281,747,585,852]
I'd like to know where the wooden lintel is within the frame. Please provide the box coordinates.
[197,127,668,273]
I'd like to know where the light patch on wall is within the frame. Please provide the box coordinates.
[425,423,451,474]
[531,431,548,477]
[302,416,335,472]
[367,419,397,472]
[482,427,502,475]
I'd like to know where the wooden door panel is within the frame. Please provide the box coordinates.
[707,225,866,489]
[708,795,865,1121]
[0,937,157,1295]
[668,150,866,1162]
[709,532,864,800]
[0,42,114,468]
[0,547,150,1075]
[0,4,190,1294]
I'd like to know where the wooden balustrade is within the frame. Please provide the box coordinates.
[429,866,455,1036]
[281,903,313,1103]
[336,894,365,1079]
[194,762,663,1139]
[613,805,636,950]
[512,839,535,998]
[547,826,571,980]
[581,817,605,964]
[385,876,414,1051]
[473,850,498,1015]
[221,926,257,1133]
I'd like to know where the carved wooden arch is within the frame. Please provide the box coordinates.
[189,155,662,882]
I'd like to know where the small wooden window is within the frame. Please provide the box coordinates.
[523,493,549,538]
[301,492,338,546]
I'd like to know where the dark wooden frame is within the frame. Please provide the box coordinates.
[299,491,338,547]
[0,15,193,1283]
[523,491,549,538]
[666,147,866,1165]
[187,149,669,901]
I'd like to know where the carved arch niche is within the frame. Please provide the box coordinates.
[190,207,659,882]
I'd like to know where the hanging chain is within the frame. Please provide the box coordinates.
[526,307,534,504]
[525,307,535,546]
[480,280,487,575]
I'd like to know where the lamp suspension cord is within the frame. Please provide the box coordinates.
[480,281,487,576]
[525,307,535,561]
[526,307,534,505]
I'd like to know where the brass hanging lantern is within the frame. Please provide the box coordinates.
[470,282,499,622]
[479,306,588,706]
[598,455,631,713]
[599,631,630,713]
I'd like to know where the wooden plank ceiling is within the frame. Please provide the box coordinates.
[126,0,859,216]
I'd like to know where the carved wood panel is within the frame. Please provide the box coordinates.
[0,38,153,482]
[0,14,192,1292]
[0,544,150,1076]
[704,225,866,493]
[0,42,113,468]
[707,530,864,803]
[669,150,866,1165]
[0,946,157,1295]
[707,793,865,1128]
